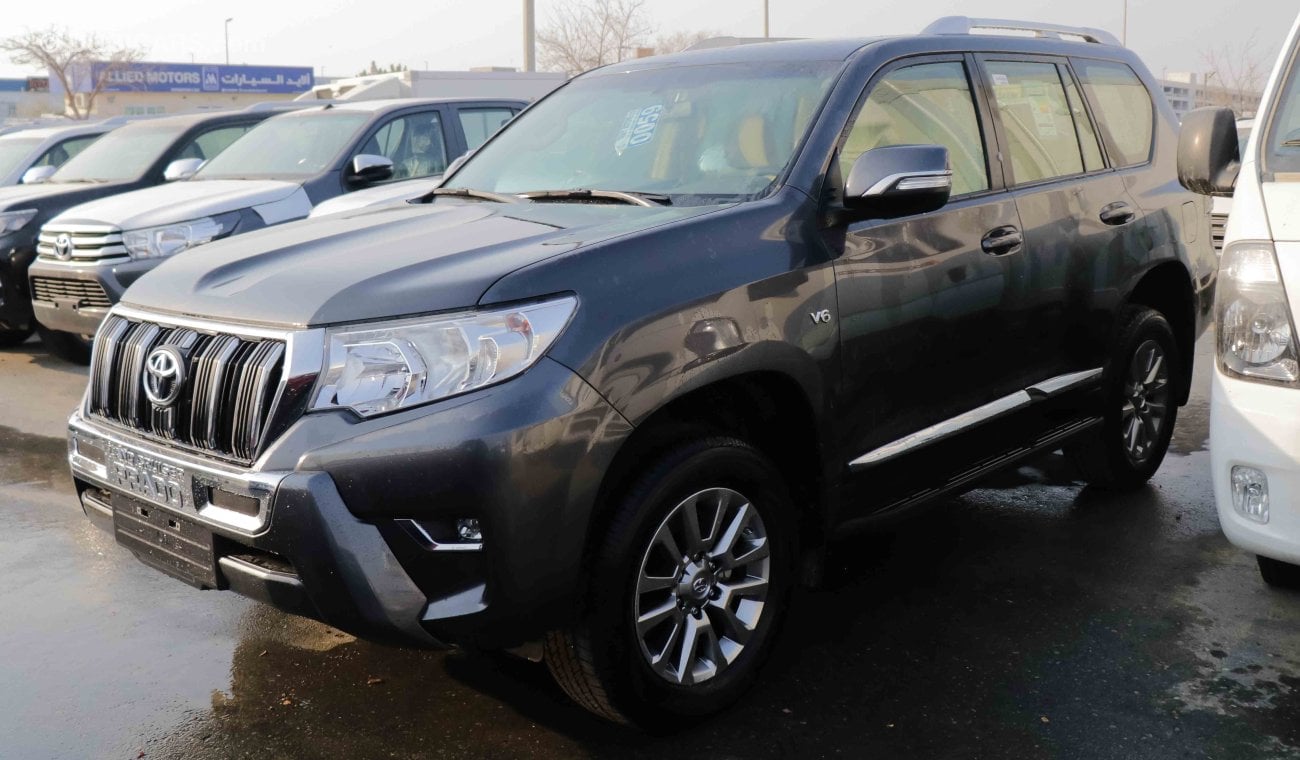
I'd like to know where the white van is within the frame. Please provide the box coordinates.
[1180,12,1300,587]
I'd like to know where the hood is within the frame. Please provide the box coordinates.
[52,179,304,230]
[0,180,130,212]
[123,199,725,328]
[308,178,441,219]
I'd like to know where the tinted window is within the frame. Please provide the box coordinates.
[459,108,516,150]
[1077,60,1154,167]
[32,135,100,170]
[196,111,370,180]
[52,123,188,182]
[448,60,840,204]
[368,112,448,180]
[842,61,989,196]
[987,61,1084,184]
[1061,68,1104,172]
[177,125,251,162]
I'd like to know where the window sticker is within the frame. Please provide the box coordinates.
[992,73,1010,86]
[615,104,663,154]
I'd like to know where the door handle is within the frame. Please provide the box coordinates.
[1100,202,1136,226]
[981,226,1023,255]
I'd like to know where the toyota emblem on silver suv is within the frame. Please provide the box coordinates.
[53,233,73,261]
[143,346,186,408]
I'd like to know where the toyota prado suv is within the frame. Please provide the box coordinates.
[64,18,1215,725]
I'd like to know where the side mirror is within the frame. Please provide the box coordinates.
[163,158,205,181]
[348,154,394,185]
[843,144,952,218]
[1178,107,1240,197]
[20,165,56,185]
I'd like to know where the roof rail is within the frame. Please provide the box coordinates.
[923,16,1122,47]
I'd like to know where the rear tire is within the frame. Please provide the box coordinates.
[1067,306,1181,490]
[544,436,795,726]
[0,326,33,348]
[36,324,92,365]
[1257,556,1300,589]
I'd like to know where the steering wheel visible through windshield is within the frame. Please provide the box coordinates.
[446,60,841,205]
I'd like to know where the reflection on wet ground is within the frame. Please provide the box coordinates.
[2,335,1298,759]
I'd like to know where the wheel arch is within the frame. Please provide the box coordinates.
[1125,260,1197,404]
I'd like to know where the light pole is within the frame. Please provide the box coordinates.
[764,0,770,38]
[523,0,535,72]
[224,17,233,65]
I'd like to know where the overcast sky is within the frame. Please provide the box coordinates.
[0,0,1294,81]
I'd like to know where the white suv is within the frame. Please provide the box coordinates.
[1180,12,1300,587]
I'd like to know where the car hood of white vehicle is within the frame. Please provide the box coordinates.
[50,179,306,230]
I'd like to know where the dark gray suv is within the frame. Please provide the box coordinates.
[64,18,1216,725]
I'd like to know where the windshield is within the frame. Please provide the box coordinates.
[197,111,370,179]
[0,137,42,179]
[52,124,186,183]
[446,60,841,204]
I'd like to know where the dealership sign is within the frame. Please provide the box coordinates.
[88,62,313,94]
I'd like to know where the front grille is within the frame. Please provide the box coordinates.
[30,277,113,308]
[37,224,128,261]
[1211,213,1228,254]
[89,314,286,463]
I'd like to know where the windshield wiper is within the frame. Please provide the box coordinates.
[518,189,671,207]
[423,187,521,204]
[1283,139,1300,148]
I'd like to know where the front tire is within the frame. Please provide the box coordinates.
[1258,556,1300,589]
[0,326,33,348]
[1067,306,1181,490]
[36,324,92,365]
[544,437,795,726]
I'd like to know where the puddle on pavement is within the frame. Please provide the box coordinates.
[0,423,71,491]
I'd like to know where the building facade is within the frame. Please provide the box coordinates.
[1160,71,1262,121]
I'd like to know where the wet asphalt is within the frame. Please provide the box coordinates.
[1,332,1298,760]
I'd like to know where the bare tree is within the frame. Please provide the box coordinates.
[653,29,723,55]
[0,28,145,119]
[537,0,652,75]
[1200,33,1270,116]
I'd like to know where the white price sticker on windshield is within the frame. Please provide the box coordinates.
[616,104,664,154]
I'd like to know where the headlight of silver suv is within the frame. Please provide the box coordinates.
[311,296,578,417]
[122,211,239,260]
[1218,241,1300,384]
[0,209,37,234]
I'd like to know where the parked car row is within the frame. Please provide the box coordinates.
[0,98,522,360]
[53,16,1236,726]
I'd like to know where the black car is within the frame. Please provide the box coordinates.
[0,108,286,359]
[65,17,1216,725]
[28,98,524,362]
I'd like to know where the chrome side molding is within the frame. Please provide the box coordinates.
[849,367,1102,470]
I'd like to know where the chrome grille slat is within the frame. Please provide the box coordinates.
[87,315,288,464]
[1210,213,1228,254]
[30,277,113,308]
[37,223,128,261]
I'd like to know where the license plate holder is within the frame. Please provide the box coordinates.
[112,497,218,589]
[105,441,192,512]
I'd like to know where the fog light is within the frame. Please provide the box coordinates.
[1231,466,1270,524]
[456,518,483,543]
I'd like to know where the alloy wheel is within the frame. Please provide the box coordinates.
[633,487,771,686]
[1121,339,1170,464]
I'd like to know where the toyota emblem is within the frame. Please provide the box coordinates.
[143,346,187,408]
[53,233,73,261]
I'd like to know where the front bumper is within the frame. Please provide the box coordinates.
[1210,365,1300,565]
[28,257,160,335]
[69,357,632,648]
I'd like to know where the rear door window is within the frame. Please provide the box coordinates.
[985,60,1084,184]
[842,61,990,197]
[458,108,516,150]
[1075,60,1154,167]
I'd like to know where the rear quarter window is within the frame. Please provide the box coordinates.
[1076,60,1154,167]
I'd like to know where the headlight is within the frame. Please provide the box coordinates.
[0,209,37,234]
[1218,241,1300,384]
[122,212,239,259]
[311,296,578,417]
